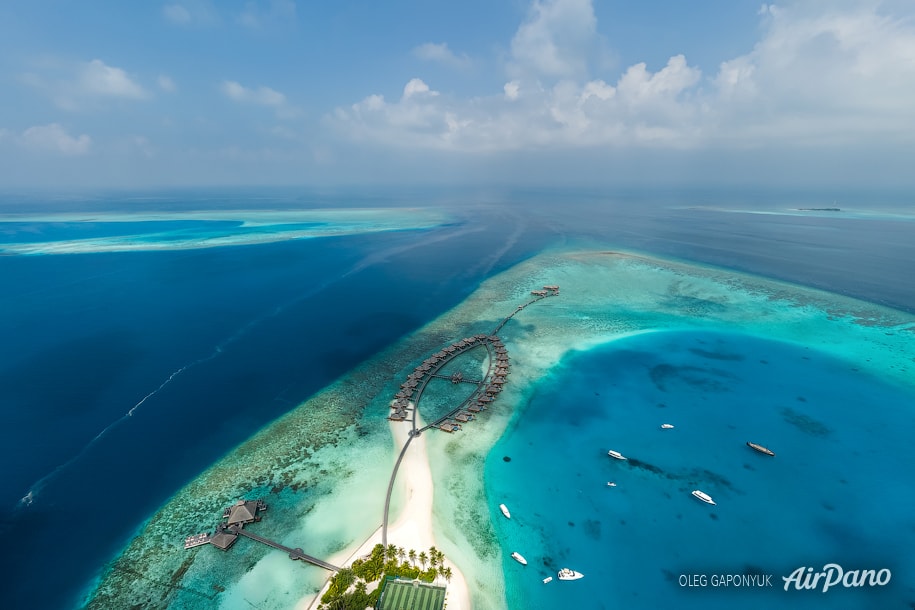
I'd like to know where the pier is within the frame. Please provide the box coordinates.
[184,498,340,572]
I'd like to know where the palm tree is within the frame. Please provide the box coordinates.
[442,566,452,584]
[419,551,428,570]
[397,547,406,565]
[428,546,439,567]
[408,549,416,566]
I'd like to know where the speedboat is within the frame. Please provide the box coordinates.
[691,490,716,505]
[558,568,584,580]
[661,423,675,429]
[511,552,527,565]
[606,482,617,487]
[542,576,553,584]
[607,450,627,460]
[499,503,511,519]
[747,442,775,456]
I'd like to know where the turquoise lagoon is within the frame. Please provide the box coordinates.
[488,330,915,610]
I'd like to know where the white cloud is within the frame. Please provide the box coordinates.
[237,0,297,29]
[20,124,91,155]
[402,78,438,100]
[504,81,520,101]
[222,80,299,118]
[163,4,192,25]
[79,60,147,99]
[20,58,148,110]
[222,80,286,106]
[413,43,471,69]
[163,1,219,26]
[510,0,597,79]
[158,75,177,92]
[331,1,915,154]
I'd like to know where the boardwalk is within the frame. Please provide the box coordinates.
[233,527,340,571]
[184,498,339,572]
[382,286,558,547]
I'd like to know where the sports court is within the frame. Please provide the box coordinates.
[375,578,446,610]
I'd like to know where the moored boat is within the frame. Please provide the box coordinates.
[558,568,584,580]
[661,423,674,429]
[747,441,775,456]
[542,576,553,584]
[499,503,511,519]
[607,449,627,460]
[511,552,527,565]
[691,490,716,505]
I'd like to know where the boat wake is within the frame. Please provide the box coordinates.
[16,223,476,510]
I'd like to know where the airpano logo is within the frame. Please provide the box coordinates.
[782,564,891,593]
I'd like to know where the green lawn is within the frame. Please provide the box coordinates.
[376,580,446,610]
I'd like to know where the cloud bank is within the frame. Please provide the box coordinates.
[332,0,915,154]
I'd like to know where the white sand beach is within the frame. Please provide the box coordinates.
[298,414,471,610]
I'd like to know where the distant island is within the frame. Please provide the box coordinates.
[796,207,842,211]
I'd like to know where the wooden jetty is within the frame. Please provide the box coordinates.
[184,498,339,572]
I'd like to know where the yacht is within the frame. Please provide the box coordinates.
[606,482,617,487]
[511,552,527,565]
[542,576,553,584]
[499,503,511,519]
[747,442,775,456]
[607,450,627,460]
[661,423,675,429]
[558,568,584,581]
[691,490,716,505]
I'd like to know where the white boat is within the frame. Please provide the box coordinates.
[511,552,527,565]
[661,423,675,429]
[607,450,627,460]
[606,482,617,487]
[499,503,511,519]
[691,490,716,505]
[542,576,553,584]
[558,568,584,581]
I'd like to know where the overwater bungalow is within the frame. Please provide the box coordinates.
[445,345,457,353]
[492,377,506,385]
[479,395,493,403]
[209,526,239,551]
[438,421,462,433]
[486,385,502,395]
[389,411,406,421]
[468,403,483,413]
[223,499,266,526]
[531,289,548,296]
[455,412,474,423]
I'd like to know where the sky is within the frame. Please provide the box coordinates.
[1,0,914,189]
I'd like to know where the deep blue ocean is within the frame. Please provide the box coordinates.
[1,188,913,609]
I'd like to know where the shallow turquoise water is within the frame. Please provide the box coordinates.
[487,330,915,609]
